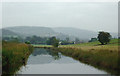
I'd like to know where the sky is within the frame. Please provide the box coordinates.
[1,0,119,33]
[1,0,119,2]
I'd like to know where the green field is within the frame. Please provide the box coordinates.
[59,39,118,51]
[33,39,119,52]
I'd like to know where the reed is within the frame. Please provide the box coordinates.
[2,41,33,76]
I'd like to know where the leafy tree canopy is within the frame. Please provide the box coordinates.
[46,36,59,47]
[97,31,111,45]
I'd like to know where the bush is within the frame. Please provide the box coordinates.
[25,41,31,44]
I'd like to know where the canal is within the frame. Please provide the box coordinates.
[17,48,107,74]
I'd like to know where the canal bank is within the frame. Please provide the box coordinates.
[33,39,119,75]
[33,43,119,75]
[2,42,33,76]
[55,47,119,75]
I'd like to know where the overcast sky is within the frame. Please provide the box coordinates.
[2,1,118,33]
[2,0,119,2]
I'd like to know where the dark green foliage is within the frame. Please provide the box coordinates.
[97,31,111,45]
[2,36,23,43]
[89,38,97,42]
[25,35,48,44]
[60,40,74,45]
[46,37,54,45]
[25,41,31,44]
[46,37,59,47]
[52,39,59,47]
[60,37,75,45]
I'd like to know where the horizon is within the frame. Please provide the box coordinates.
[1,25,118,33]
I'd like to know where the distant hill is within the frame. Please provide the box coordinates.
[4,26,70,40]
[53,27,118,40]
[53,27,97,40]
[2,26,118,41]
[1,29,20,37]
[5,26,56,37]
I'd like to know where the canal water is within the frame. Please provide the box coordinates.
[17,48,107,74]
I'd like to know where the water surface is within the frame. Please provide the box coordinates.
[17,48,107,74]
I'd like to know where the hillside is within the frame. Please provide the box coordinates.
[5,26,56,37]
[53,27,118,40]
[1,29,20,37]
[2,26,118,41]
[4,26,70,40]
[53,27,97,40]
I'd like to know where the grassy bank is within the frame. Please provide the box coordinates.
[2,41,33,76]
[56,48,119,74]
[34,39,119,74]
[56,39,119,74]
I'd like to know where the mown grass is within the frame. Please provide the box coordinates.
[2,41,33,76]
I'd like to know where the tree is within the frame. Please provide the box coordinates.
[46,36,59,47]
[46,37,55,45]
[52,38,59,47]
[25,41,31,44]
[97,31,111,45]
[25,36,48,44]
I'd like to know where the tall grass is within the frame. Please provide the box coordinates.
[54,39,119,74]
[32,39,119,74]
[55,47,119,74]
[2,41,33,76]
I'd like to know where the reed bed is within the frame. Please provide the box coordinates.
[2,41,33,75]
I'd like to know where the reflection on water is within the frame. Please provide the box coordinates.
[32,48,61,60]
[17,48,107,74]
[27,48,61,65]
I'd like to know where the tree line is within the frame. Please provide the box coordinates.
[2,31,113,47]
